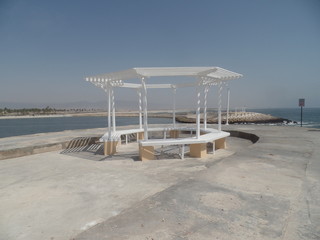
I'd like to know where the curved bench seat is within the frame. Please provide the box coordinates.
[100,128,144,142]
[139,130,229,146]
[99,127,197,142]
[100,127,229,160]
[138,129,229,160]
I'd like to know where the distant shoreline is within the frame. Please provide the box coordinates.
[0,111,172,120]
[0,110,296,124]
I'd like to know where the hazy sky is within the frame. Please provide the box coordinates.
[0,0,319,109]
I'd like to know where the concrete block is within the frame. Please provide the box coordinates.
[189,143,207,158]
[103,141,119,156]
[215,138,226,150]
[137,132,144,140]
[169,130,179,138]
[139,145,155,161]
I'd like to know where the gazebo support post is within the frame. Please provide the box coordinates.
[190,81,208,158]
[218,82,223,132]
[111,87,116,132]
[104,84,117,156]
[226,87,230,125]
[204,85,209,130]
[137,89,143,129]
[141,77,148,140]
[168,87,179,139]
[196,84,202,139]
[190,143,207,158]
[172,88,176,128]
[107,85,111,140]
[139,77,152,160]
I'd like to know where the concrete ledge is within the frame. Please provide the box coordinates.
[227,130,259,143]
[139,145,155,161]
[215,137,226,150]
[103,140,119,156]
[189,143,207,158]
[0,142,68,160]
[0,136,100,161]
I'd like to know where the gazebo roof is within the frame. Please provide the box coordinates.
[86,67,242,87]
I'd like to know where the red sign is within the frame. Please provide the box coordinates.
[299,98,305,107]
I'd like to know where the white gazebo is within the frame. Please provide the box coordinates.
[85,67,242,160]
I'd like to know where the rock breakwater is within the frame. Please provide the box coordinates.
[176,112,295,124]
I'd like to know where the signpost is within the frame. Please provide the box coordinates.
[299,98,305,127]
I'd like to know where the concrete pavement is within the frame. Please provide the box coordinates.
[0,125,319,239]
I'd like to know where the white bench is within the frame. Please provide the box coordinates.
[100,127,196,143]
[100,128,144,143]
[139,129,230,160]
[99,127,229,160]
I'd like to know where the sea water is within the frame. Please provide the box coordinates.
[0,116,173,138]
[250,108,320,129]
[0,108,319,138]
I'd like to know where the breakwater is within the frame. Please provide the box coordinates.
[176,112,295,124]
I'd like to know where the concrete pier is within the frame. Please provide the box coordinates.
[0,125,319,240]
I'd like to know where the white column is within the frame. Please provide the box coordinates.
[141,77,148,140]
[172,88,176,128]
[204,86,209,130]
[218,82,223,131]
[107,86,111,140]
[196,84,202,139]
[137,89,143,129]
[111,87,116,132]
[226,87,230,125]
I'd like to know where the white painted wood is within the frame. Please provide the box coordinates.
[111,87,116,132]
[204,85,209,130]
[141,77,148,140]
[181,145,185,159]
[218,82,223,131]
[139,130,229,146]
[172,88,176,128]
[196,85,202,139]
[226,87,230,125]
[137,89,142,129]
[100,127,198,142]
[87,67,242,86]
[107,86,111,140]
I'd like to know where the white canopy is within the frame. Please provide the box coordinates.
[86,67,242,89]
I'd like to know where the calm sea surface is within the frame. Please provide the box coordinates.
[249,108,320,129]
[0,116,173,138]
[0,108,319,138]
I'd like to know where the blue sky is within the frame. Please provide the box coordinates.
[0,0,319,109]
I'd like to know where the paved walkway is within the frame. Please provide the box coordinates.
[0,125,319,240]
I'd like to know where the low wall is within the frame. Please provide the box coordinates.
[227,130,259,143]
[0,137,100,161]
